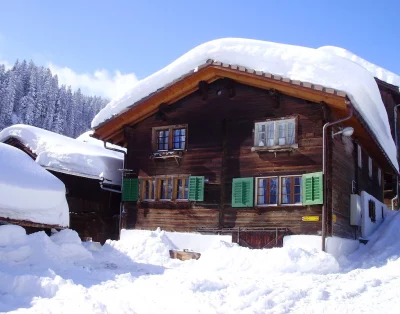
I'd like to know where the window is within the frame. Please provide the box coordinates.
[378,168,382,186]
[156,129,169,151]
[173,128,186,150]
[369,199,376,222]
[256,177,278,205]
[152,125,187,151]
[175,177,189,200]
[254,118,296,147]
[255,175,302,206]
[281,176,302,204]
[139,175,203,202]
[368,157,372,178]
[357,145,362,168]
[140,178,155,200]
[159,178,173,200]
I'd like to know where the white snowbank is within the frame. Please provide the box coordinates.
[2,215,400,313]
[0,125,124,185]
[0,143,69,227]
[120,228,232,253]
[92,38,398,170]
[284,235,360,259]
[318,46,400,89]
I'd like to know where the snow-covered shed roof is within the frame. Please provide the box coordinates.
[91,38,399,171]
[0,142,69,227]
[0,125,124,186]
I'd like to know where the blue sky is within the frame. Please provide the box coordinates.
[0,0,399,97]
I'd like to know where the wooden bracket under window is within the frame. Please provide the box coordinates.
[150,150,183,166]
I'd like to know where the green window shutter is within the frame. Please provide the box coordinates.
[188,176,204,201]
[232,178,254,207]
[122,178,139,202]
[302,172,323,205]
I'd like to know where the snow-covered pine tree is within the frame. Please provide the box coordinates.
[0,58,109,137]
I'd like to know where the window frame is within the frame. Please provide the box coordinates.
[253,116,298,149]
[152,124,188,152]
[280,175,303,205]
[255,176,278,206]
[255,174,302,206]
[368,157,372,179]
[139,175,190,202]
[357,144,362,169]
[378,168,382,186]
[139,178,156,201]
[174,177,189,201]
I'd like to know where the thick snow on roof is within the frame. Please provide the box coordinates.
[318,46,400,89]
[92,38,399,170]
[0,143,69,226]
[0,125,123,185]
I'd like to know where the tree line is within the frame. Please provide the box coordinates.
[0,60,108,138]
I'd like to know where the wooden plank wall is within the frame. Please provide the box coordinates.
[50,172,121,243]
[125,80,325,236]
[329,123,383,239]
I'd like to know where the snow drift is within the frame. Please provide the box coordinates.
[0,124,124,185]
[92,38,399,170]
[2,213,400,313]
[0,143,69,227]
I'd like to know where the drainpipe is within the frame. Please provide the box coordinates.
[99,181,121,194]
[391,104,400,210]
[104,141,127,238]
[322,104,353,252]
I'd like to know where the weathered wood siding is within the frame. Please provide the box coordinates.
[124,80,324,236]
[50,172,121,243]
[329,120,384,239]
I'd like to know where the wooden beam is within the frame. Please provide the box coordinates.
[94,65,346,143]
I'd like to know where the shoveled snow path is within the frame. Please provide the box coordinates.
[2,213,400,314]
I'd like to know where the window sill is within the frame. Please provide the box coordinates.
[251,144,298,153]
[151,150,184,158]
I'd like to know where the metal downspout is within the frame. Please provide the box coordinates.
[322,105,353,252]
[392,104,400,210]
[103,141,127,239]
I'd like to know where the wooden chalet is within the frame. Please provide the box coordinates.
[1,133,121,244]
[92,60,400,249]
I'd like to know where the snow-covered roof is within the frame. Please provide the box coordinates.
[0,143,69,227]
[318,46,400,89]
[91,38,399,171]
[0,125,124,185]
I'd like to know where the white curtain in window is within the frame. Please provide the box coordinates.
[288,120,295,144]
[258,124,266,146]
[282,178,290,203]
[278,122,286,145]
[267,122,275,146]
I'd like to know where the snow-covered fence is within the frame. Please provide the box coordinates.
[360,191,387,238]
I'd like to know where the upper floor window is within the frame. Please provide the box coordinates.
[357,145,362,168]
[254,118,296,148]
[368,157,372,178]
[152,125,187,152]
[378,168,382,186]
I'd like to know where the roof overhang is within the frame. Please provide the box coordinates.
[92,61,398,175]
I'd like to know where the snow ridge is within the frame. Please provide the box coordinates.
[91,38,399,170]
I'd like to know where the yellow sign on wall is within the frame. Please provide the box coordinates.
[302,216,320,222]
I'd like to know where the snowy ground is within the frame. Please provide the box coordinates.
[2,212,400,314]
